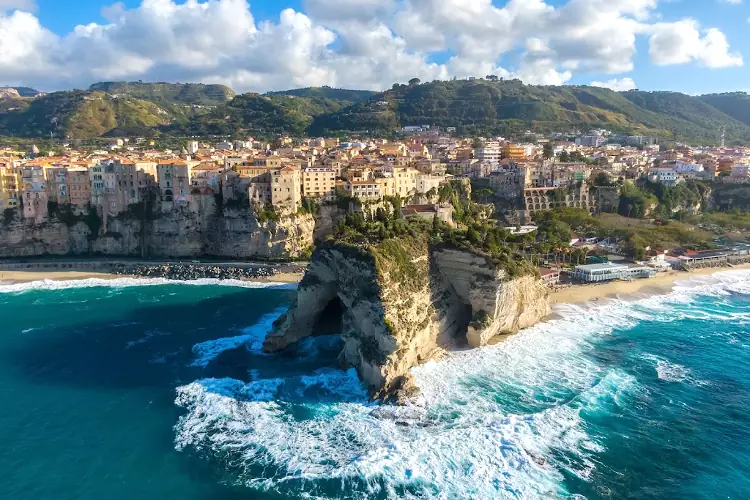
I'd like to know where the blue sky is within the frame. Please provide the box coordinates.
[3,0,749,94]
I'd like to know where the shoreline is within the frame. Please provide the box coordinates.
[549,263,750,306]
[0,269,305,285]
[3,263,750,304]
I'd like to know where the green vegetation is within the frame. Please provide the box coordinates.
[88,82,235,106]
[266,86,376,102]
[4,80,750,142]
[618,182,658,218]
[309,79,750,142]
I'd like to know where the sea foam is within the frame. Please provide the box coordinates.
[173,268,750,498]
[0,277,297,294]
[190,307,287,367]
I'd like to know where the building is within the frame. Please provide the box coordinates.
[576,135,606,147]
[503,144,527,161]
[18,164,48,220]
[270,166,301,212]
[401,204,454,226]
[648,166,679,186]
[416,173,444,195]
[475,147,502,163]
[523,185,596,214]
[302,166,336,201]
[0,162,20,210]
[68,167,91,208]
[158,160,193,203]
[569,262,656,282]
[393,167,419,198]
[46,166,71,205]
[345,180,382,200]
[191,163,223,194]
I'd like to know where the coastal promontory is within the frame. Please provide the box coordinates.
[263,226,550,401]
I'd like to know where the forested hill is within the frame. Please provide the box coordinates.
[2,79,750,143]
[265,86,377,102]
[309,80,750,144]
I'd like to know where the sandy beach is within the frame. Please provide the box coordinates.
[549,263,750,305]
[0,269,304,285]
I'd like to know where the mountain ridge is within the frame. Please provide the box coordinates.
[1,80,749,143]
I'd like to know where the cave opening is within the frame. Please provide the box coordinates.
[312,295,345,336]
[453,301,473,347]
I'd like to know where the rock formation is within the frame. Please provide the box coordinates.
[0,196,314,259]
[263,241,550,401]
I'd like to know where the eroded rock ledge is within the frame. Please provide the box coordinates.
[263,242,550,401]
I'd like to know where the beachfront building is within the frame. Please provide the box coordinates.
[569,262,656,282]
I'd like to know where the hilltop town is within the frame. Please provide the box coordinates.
[2,125,750,274]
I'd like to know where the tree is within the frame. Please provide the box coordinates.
[472,137,485,149]
[542,143,554,160]
[408,78,421,86]
[558,151,570,162]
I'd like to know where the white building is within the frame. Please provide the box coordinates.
[570,263,656,282]
[475,147,502,163]
[649,166,679,186]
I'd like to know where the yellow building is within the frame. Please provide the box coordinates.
[302,167,336,201]
[393,167,419,198]
[503,144,527,161]
[68,167,91,208]
[0,161,20,210]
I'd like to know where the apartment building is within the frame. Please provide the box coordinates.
[270,166,301,212]
[46,166,71,205]
[68,167,91,208]
[191,163,223,193]
[158,160,193,203]
[393,167,419,197]
[19,164,48,220]
[345,180,382,200]
[302,166,336,201]
[0,162,20,210]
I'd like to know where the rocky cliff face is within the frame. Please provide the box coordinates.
[0,197,314,259]
[263,242,550,401]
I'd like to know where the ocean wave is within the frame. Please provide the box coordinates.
[0,277,297,294]
[189,307,287,367]
[172,268,750,498]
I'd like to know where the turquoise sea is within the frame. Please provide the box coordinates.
[1,272,749,499]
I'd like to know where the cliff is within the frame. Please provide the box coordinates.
[263,240,550,401]
[0,198,314,259]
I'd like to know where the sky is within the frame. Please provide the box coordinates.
[1,0,749,95]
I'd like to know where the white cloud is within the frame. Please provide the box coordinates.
[0,0,743,92]
[590,77,637,91]
[649,20,743,68]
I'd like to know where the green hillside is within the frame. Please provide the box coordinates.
[309,79,750,143]
[88,82,235,106]
[266,86,377,103]
[2,79,750,143]
[168,93,349,138]
[0,91,171,138]
[698,92,750,127]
